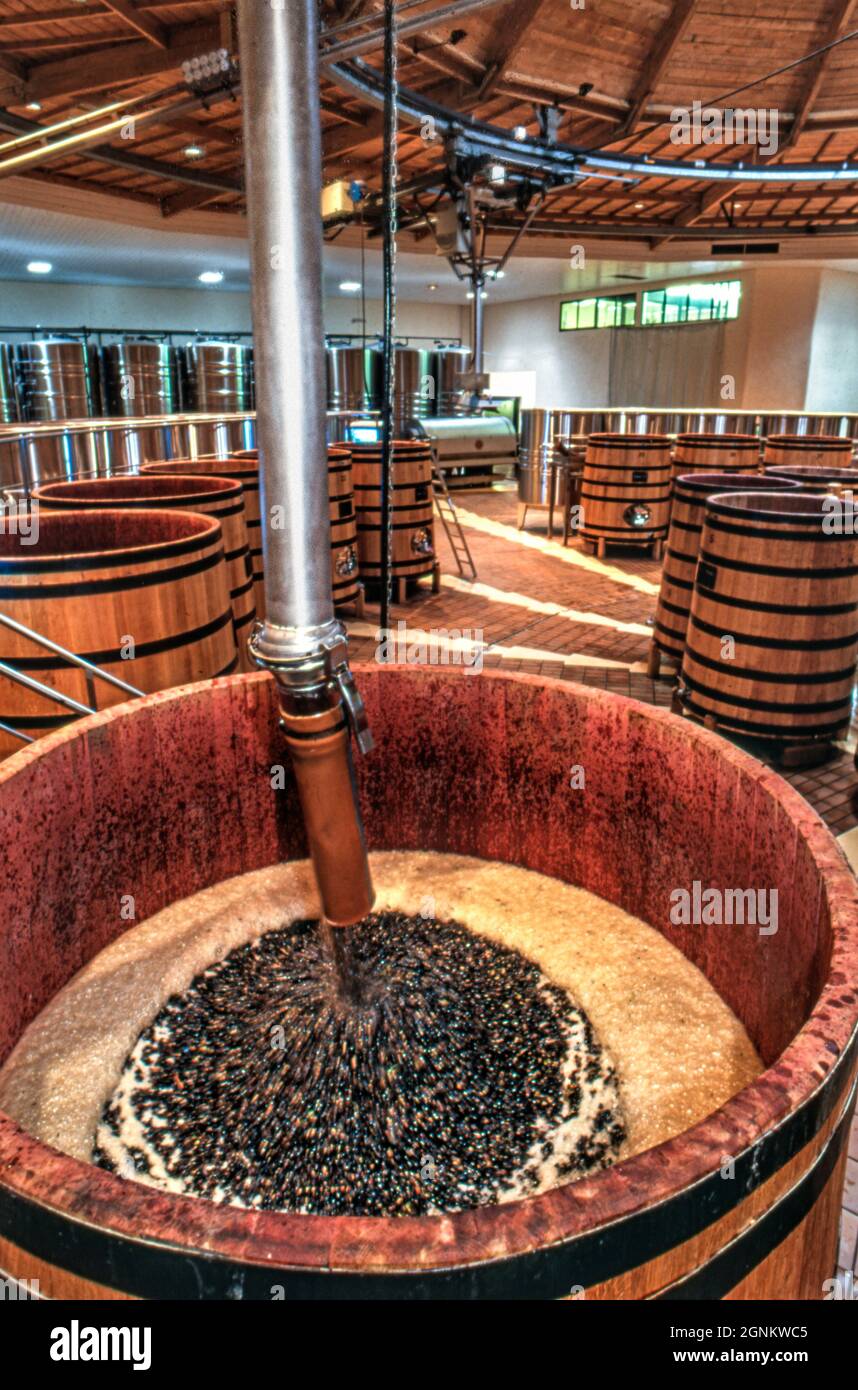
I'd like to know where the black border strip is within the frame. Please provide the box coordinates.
[0,1026,853,1300]
[656,1079,856,1300]
[0,529,215,575]
[0,548,225,601]
[682,662,853,709]
[1,610,234,670]
[697,547,858,580]
[689,584,858,617]
[689,611,858,653]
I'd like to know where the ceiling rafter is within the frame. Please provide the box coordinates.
[619,0,699,135]
[786,0,858,146]
[100,0,168,49]
[477,0,549,102]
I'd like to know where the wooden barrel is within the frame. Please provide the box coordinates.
[764,434,855,470]
[0,668,855,1299]
[327,444,361,607]
[766,464,858,495]
[351,440,436,584]
[653,472,797,667]
[32,475,256,671]
[580,433,672,553]
[680,490,858,741]
[0,510,236,758]
[672,432,760,481]
[143,456,265,619]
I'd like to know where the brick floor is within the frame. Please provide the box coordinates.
[347,482,858,1286]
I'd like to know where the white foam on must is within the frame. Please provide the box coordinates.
[0,853,762,1182]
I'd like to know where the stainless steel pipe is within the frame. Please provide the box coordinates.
[237,0,373,927]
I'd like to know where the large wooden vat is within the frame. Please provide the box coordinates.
[764,434,855,470]
[680,491,858,742]
[351,440,436,588]
[672,433,760,480]
[766,464,858,495]
[143,455,265,619]
[580,434,672,555]
[0,511,236,758]
[652,473,796,670]
[32,475,256,672]
[0,668,854,1300]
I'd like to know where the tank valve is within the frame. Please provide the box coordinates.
[250,619,374,928]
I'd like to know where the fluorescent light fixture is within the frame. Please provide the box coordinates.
[198,270,224,284]
[339,280,361,293]
[488,163,506,184]
[27,260,52,274]
[513,126,527,141]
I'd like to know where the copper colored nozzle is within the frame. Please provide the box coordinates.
[281,701,374,927]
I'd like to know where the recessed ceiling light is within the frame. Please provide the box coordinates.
[184,144,205,160]
[198,270,224,284]
[427,283,438,291]
[466,291,475,300]
[27,261,52,274]
[339,280,361,293]
[26,101,42,112]
[634,201,645,209]
[491,269,506,279]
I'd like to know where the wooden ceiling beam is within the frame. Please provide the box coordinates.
[101,0,168,49]
[786,0,858,146]
[160,184,227,217]
[478,0,550,101]
[620,0,698,134]
[20,20,221,103]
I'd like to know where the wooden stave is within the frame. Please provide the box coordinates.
[653,473,797,662]
[33,476,256,671]
[0,510,236,757]
[681,492,858,738]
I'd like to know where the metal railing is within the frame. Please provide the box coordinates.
[0,611,144,745]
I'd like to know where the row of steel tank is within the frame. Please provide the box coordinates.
[1,339,473,424]
[0,339,255,422]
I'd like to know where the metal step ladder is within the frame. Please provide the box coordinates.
[431,453,477,583]
[0,610,144,749]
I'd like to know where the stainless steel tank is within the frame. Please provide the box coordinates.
[518,407,567,508]
[185,342,253,412]
[101,341,182,416]
[0,345,18,423]
[326,345,381,413]
[14,340,94,421]
[394,346,435,426]
[432,348,472,415]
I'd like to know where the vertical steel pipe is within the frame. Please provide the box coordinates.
[238,0,330,634]
[238,0,374,927]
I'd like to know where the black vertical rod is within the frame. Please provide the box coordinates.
[379,0,398,645]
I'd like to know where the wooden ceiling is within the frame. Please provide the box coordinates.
[2,1,858,243]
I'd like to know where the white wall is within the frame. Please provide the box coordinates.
[482,265,858,413]
[483,294,613,407]
[0,279,466,344]
[805,269,858,412]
